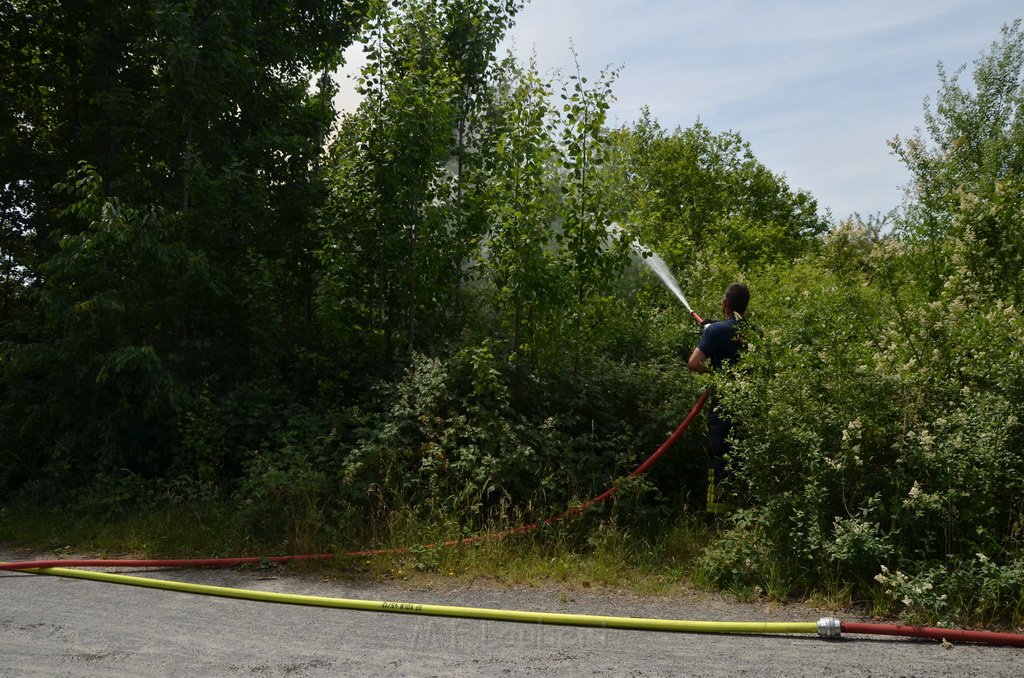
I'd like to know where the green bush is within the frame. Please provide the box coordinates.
[696,224,1024,622]
[344,338,705,524]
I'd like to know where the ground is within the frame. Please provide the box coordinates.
[2,547,1023,676]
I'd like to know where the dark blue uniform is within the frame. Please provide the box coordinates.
[696,317,745,496]
[696,317,744,371]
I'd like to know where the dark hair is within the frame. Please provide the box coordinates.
[725,283,750,315]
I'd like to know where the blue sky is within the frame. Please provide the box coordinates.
[336,1,1021,221]
[500,1,1022,220]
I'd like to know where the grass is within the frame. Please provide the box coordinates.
[309,505,717,598]
[0,501,254,559]
[0,499,712,597]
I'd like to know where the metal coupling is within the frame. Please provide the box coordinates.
[817,616,842,639]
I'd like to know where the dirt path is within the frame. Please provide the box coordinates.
[2,549,1022,676]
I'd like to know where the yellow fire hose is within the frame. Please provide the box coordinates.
[12,564,819,636]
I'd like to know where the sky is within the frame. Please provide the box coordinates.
[337,1,1022,221]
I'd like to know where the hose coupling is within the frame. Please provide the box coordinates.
[817,616,842,639]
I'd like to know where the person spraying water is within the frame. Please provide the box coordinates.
[607,224,748,515]
[687,283,750,515]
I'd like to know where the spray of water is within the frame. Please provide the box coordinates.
[607,223,694,313]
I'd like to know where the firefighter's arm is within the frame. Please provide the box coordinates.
[687,347,708,373]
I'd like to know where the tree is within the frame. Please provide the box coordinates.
[892,20,1024,300]
[606,113,826,280]
[0,0,368,492]
[317,0,521,367]
[555,57,632,373]
[474,53,560,365]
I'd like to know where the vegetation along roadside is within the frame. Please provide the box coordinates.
[1,2,1022,630]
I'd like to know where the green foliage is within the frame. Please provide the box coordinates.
[350,349,542,516]
[340,343,703,520]
[1,0,369,493]
[234,409,336,554]
[694,221,1024,621]
[4,166,190,487]
[474,53,561,365]
[873,555,1024,628]
[317,0,522,368]
[692,29,1024,622]
[607,112,826,279]
[892,20,1024,301]
[554,57,633,373]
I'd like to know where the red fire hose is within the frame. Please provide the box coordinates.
[838,620,1024,647]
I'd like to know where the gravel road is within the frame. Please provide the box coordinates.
[2,548,1023,676]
